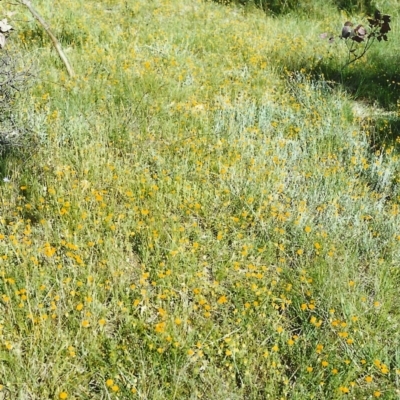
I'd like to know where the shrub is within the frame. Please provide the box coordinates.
[0,21,33,153]
[211,0,300,14]
[211,0,376,14]
[332,0,375,13]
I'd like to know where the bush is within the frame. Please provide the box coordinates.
[211,0,299,14]
[0,51,34,153]
[332,0,375,13]
[211,0,375,14]
[0,14,34,155]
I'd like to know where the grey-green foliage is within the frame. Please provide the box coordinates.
[0,50,33,153]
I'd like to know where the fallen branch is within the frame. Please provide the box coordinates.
[18,0,75,77]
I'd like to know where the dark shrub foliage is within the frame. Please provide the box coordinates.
[211,0,376,15]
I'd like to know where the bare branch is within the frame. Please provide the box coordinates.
[17,0,75,77]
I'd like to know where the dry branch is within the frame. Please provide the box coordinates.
[18,0,75,77]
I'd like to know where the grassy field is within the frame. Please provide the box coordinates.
[1,0,400,398]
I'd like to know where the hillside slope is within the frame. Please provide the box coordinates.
[0,0,400,398]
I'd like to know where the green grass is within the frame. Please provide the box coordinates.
[0,0,400,398]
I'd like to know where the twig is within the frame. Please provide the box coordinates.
[341,36,376,72]
[18,0,75,77]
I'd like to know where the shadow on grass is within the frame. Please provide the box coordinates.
[315,53,400,110]
[368,117,400,152]
[0,152,10,181]
[306,53,400,151]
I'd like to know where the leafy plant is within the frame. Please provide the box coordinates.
[321,10,392,71]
